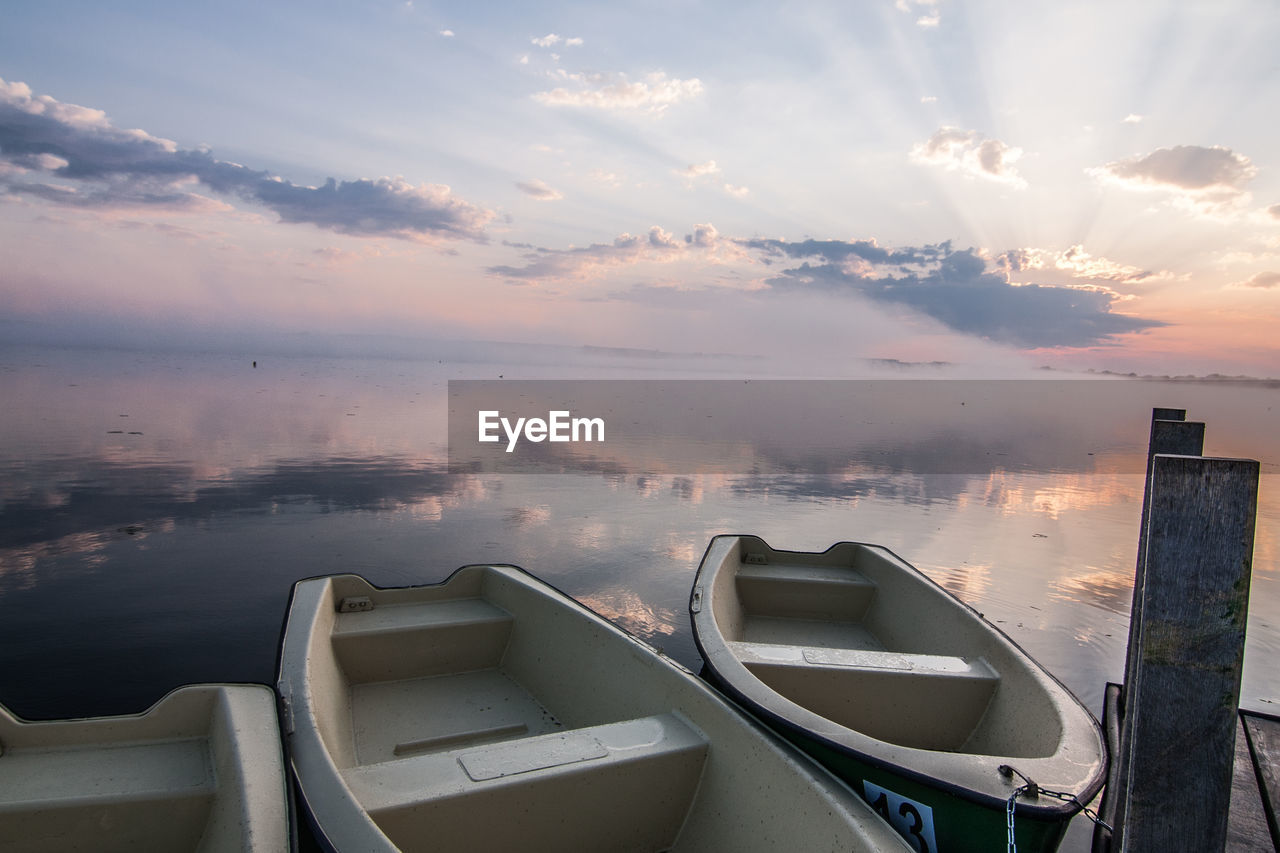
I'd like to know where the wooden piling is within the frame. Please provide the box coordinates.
[1121,414,1205,696]
[1110,414,1207,843]
[1117,454,1259,852]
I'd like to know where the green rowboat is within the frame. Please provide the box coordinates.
[690,535,1107,853]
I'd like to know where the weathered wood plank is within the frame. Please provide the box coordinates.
[1119,454,1259,853]
[1227,714,1273,851]
[1121,417,1206,694]
[1114,414,1206,844]
[1242,710,1280,849]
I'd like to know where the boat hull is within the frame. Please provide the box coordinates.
[277,565,913,852]
[743,695,1069,853]
[691,534,1106,853]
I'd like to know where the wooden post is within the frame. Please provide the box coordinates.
[1098,411,1206,852]
[1118,454,1259,852]
[1122,413,1205,696]
[1109,414,1206,843]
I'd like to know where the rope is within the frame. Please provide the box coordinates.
[1000,764,1111,853]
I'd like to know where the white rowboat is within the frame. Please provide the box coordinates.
[0,684,289,852]
[276,565,912,852]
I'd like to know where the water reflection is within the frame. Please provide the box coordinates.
[0,455,472,559]
[728,471,975,506]
[504,505,552,528]
[2,348,1277,724]
[576,587,680,642]
[1052,568,1135,616]
[449,379,1280,476]
[922,561,995,605]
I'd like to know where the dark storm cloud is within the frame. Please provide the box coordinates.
[0,78,492,241]
[754,241,1164,348]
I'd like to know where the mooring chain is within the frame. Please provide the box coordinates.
[1000,764,1112,853]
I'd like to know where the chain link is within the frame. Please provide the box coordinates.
[1006,785,1026,853]
[1002,766,1111,853]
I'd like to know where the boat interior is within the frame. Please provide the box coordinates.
[0,685,282,853]
[300,569,722,852]
[708,538,1064,757]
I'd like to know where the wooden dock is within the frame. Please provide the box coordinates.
[1095,685,1279,851]
[1090,406,1276,852]
[1235,709,1280,851]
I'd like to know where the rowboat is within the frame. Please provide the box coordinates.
[276,566,913,852]
[690,535,1107,853]
[0,684,289,851]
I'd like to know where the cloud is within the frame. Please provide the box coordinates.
[1095,145,1255,192]
[488,225,710,283]
[910,127,1026,188]
[253,176,490,240]
[530,34,582,49]
[1268,204,1280,220]
[738,237,946,268]
[1123,114,1143,123]
[5,175,232,213]
[1089,144,1258,217]
[686,223,720,248]
[676,159,747,196]
[440,29,455,38]
[533,71,703,114]
[0,77,492,241]
[995,244,1170,283]
[746,238,1163,348]
[1234,271,1280,289]
[486,223,1161,349]
[896,0,942,27]
[676,160,720,180]
[515,178,563,200]
[588,168,621,188]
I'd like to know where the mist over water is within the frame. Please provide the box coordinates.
[1,343,1277,733]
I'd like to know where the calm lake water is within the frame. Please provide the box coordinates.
[2,345,1277,741]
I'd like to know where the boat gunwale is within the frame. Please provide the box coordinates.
[690,533,1108,821]
[0,681,278,728]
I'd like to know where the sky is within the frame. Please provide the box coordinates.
[2,0,1279,376]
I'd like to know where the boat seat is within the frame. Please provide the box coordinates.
[331,597,514,682]
[727,641,988,675]
[729,641,1000,751]
[735,561,876,620]
[0,739,214,849]
[341,713,709,851]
